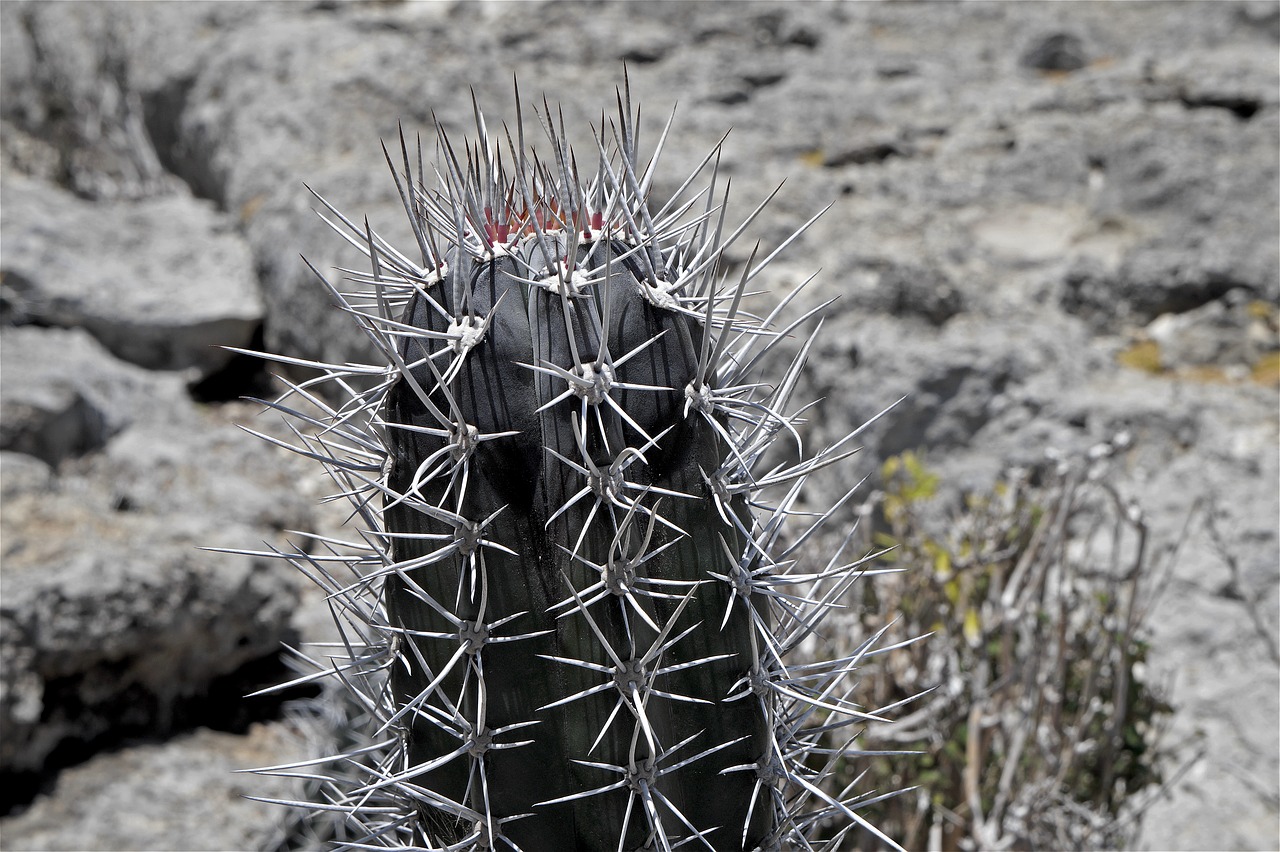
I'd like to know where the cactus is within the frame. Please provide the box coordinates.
[243,80,906,851]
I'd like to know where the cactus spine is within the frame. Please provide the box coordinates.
[247,81,902,851]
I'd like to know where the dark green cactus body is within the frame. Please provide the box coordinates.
[384,235,768,849]
[246,84,902,852]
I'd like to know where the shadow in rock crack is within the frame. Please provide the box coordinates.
[0,649,321,817]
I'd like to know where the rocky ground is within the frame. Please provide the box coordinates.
[1,2,1276,850]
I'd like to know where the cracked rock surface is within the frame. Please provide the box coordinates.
[0,1,1275,849]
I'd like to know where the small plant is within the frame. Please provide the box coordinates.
[240,80,911,850]
[827,440,1174,850]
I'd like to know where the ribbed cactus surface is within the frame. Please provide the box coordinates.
[244,82,901,851]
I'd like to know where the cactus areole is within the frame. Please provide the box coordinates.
[246,80,902,851]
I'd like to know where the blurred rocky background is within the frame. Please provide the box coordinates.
[0,1,1276,849]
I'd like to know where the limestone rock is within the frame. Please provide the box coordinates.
[0,326,178,465]
[1,175,262,376]
[0,723,312,851]
[0,506,300,777]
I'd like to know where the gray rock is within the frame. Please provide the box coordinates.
[1019,32,1090,73]
[0,366,104,465]
[0,174,263,376]
[806,310,1103,462]
[0,451,52,501]
[0,722,312,851]
[1237,1,1280,40]
[1115,378,1280,852]
[153,7,461,378]
[0,504,300,776]
[1162,44,1279,119]
[834,255,965,326]
[1146,289,1278,373]
[0,1,249,201]
[0,392,313,778]
[90,402,315,533]
[0,1,172,200]
[1058,94,1279,331]
[1063,238,1277,335]
[0,326,181,465]
[0,120,61,187]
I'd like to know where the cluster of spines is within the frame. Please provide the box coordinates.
[232,79,910,851]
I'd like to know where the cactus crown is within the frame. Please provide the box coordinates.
[244,78,906,851]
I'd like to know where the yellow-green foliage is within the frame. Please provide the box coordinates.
[879,452,940,524]
[1117,339,1163,374]
[820,448,1172,850]
[1253,351,1280,385]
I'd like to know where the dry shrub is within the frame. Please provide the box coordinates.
[817,435,1176,850]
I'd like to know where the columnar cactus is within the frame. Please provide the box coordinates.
[246,81,904,851]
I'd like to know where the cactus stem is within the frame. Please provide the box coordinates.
[242,77,914,850]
